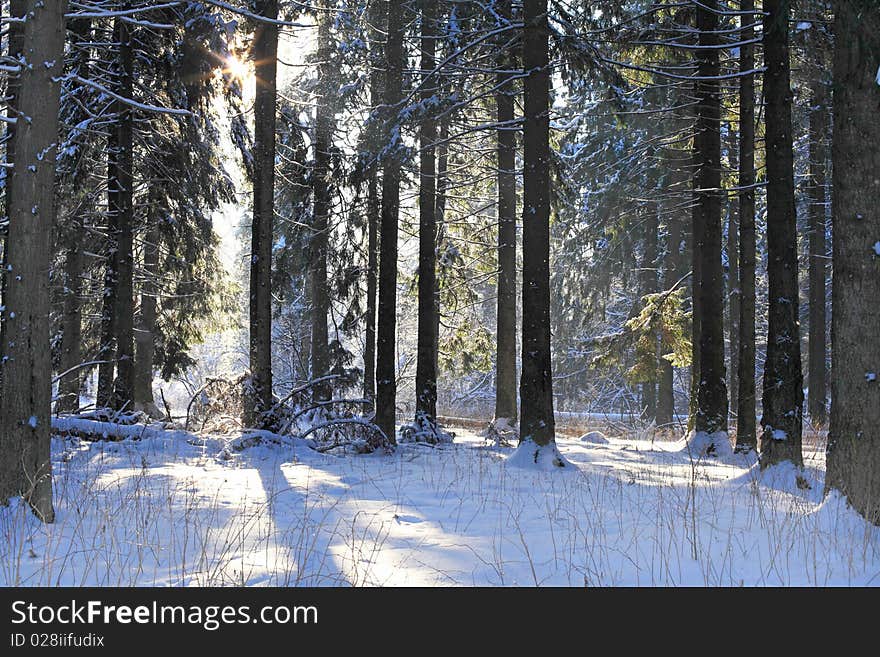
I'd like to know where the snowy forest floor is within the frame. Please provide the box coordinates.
[2,422,879,586]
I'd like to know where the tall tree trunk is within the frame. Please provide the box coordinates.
[97,25,124,409]
[640,203,659,422]
[0,0,26,368]
[134,215,159,413]
[415,0,439,430]
[248,0,278,426]
[688,155,702,431]
[58,236,84,413]
[807,71,828,426]
[111,17,135,411]
[374,0,405,445]
[56,16,92,414]
[0,0,67,522]
[693,0,728,439]
[519,0,557,452]
[96,212,117,408]
[2,0,25,210]
[760,0,803,467]
[364,175,379,411]
[726,123,740,419]
[362,0,386,413]
[826,0,880,523]
[735,0,758,453]
[310,5,332,404]
[495,0,518,425]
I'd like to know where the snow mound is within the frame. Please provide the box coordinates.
[506,439,573,470]
[815,489,880,533]
[578,430,609,445]
[680,430,735,460]
[758,460,821,501]
[727,458,821,501]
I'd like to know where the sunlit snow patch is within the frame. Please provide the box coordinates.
[506,439,573,470]
[761,460,816,494]
[681,430,735,459]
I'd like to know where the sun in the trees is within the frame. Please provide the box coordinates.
[223,54,250,83]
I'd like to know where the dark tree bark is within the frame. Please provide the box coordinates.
[693,1,728,437]
[364,175,379,412]
[247,0,278,426]
[374,0,406,445]
[807,71,828,426]
[134,216,159,413]
[58,237,84,413]
[95,216,117,409]
[415,0,439,429]
[760,0,803,467]
[826,0,880,523]
[640,203,659,422]
[98,20,127,409]
[735,0,758,453]
[363,0,386,414]
[2,0,25,213]
[495,0,518,425]
[519,0,556,449]
[0,0,25,363]
[56,16,92,415]
[726,123,739,418]
[0,0,67,522]
[97,16,136,411]
[688,157,702,431]
[110,16,135,411]
[310,6,332,404]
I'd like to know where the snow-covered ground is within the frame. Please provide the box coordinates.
[2,423,879,586]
